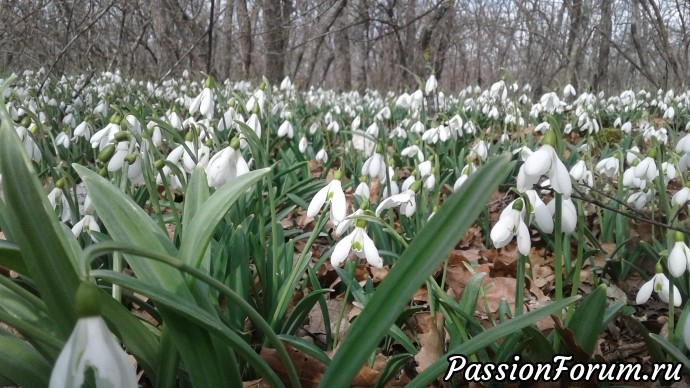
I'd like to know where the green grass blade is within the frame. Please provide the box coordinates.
[0,108,80,337]
[92,269,278,386]
[179,167,269,270]
[319,155,512,386]
[0,334,51,387]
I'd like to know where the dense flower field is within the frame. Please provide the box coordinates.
[1,69,690,386]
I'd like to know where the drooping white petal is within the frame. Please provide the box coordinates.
[668,242,689,278]
[49,317,137,388]
[517,220,531,255]
[635,278,654,304]
[362,232,383,268]
[329,180,347,223]
[331,233,355,267]
[523,145,553,178]
[307,184,330,218]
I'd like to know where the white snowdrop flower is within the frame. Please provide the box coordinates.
[351,116,361,131]
[90,122,119,150]
[564,84,576,98]
[298,136,308,153]
[307,172,347,224]
[107,142,130,172]
[569,160,587,182]
[277,120,294,138]
[376,188,417,218]
[668,233,690,278]
[499,133,510,143]
[354,180,370,200]
[49,284,137,388]
[362,150,386,180]
[627,190,651,210]
[423,174,436,191]
[634,157,659,181]
[595,156,619,178]
[676,134,690,154]
[418,160,432,178]
[280,76,293,91]
[672,186,690,206]
[664,106,675,121]
[517,140,572,198]
[425,74,438,95]
[56,132,71,148]
[335,209,364,237]
[327,120,340,133]
[375,106,391,121]
[626,146,641,166]
[663,162,677,184]
[315,148,328,163]
[401,144,425,162]
[190,87,214,120]
[636,266,681,306]
[47,187,72,223]
[453,174,469,192]
[168,111,183,130]
[422,127,439,144]
[533,122,550,134]
[389,126,407,139]
[513,146,533,161]
[71,214,100,241]
[410,121,425,134]
[621,121,633,134]
[490,199,530,255]
[205,140,250,189]
[331,223,382,268]
[470,140,488,162]
[546,197,577,234]
[395,93,411,108]
[525,190,553,233]
[73,121,92,141]
[623,167,646,190]
[180,141,210,173]
[401,175,416,192]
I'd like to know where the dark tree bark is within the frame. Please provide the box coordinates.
[236,0,252,78]
[262,0,291,84]
[593,0,612,91]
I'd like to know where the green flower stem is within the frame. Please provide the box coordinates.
[333,259,357,350]
[553,192,563,351]
[515,253,526,316]
[566,200,585,325]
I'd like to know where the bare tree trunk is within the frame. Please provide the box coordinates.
[304,0,348,88]
[206,0,215,76]
[593,0,612,91]
[349,0,367,92]
[631,0,659,88]
[236,0,252,78]
[215,0,235,80]
[420,1,451,78]
[334,1,352,91]
[564,0,585,90]
[262,0,291,84]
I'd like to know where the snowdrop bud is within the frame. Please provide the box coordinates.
[668,232,690,278]
[299,136,308,153]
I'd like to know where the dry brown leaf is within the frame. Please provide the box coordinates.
[484,277,517,313]
[414,312,445,374]
[261,343,327,388]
